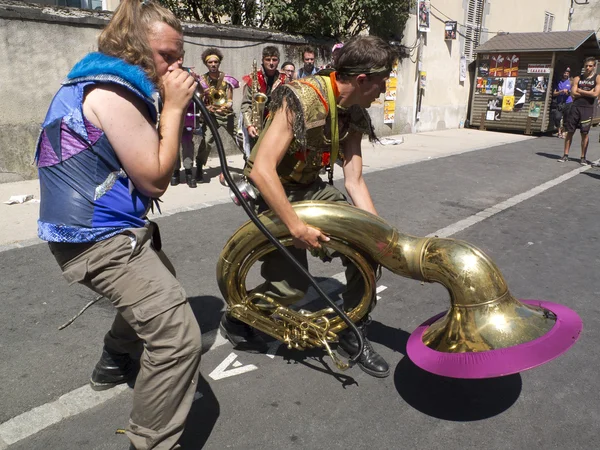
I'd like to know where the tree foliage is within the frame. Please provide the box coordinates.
[159,0,411,41]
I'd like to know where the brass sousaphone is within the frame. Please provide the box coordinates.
[217,201,582,378]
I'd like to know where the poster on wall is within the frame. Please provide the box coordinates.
[383,61,398,125]
[528,101,542,118]
[502,95,515,112]
[486,97,502,121]
[514,78,529,109]
[444,21,457,40]
[478,55,490,77]
[385,77,397,100]
[504,54,520,77]
[460,55,467,82]
[418,0,430,32]
[384,101,396,124]
[504,77,516,96]
[531,76,548,101]
[491,54,506,76]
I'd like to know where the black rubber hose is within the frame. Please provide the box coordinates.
[191,89,365,364]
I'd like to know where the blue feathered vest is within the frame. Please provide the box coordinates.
[36,52,158,243]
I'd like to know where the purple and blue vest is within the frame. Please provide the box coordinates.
[36,52,158,243]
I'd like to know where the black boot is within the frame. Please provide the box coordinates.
[170,169,180,186]
[196,166,204,183]
[219,314,268,353]
[337,318,390,378]
[90,347,139,391]
[185,169,197,188]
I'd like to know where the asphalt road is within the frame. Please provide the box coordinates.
[2,131,599,449]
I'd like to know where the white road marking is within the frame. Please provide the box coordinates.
[3,162,592,446]
[0,384,128,446]
[428,164,595,238]
[208,353,258,380]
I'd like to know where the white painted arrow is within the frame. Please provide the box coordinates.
[208,352,258,380]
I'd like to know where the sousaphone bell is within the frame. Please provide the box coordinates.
[217,201,582,378]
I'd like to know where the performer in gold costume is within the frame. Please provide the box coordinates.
[220,36,397,378]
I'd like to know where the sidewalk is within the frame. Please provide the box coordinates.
[0,128,535,250]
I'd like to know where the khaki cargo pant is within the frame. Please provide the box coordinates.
[49,223,202,450]
[253,179,373,311]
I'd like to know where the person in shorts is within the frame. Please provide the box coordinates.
[558,57,600,165]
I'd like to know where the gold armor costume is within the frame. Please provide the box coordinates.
[243,72,377,309]
[244,72,375,187]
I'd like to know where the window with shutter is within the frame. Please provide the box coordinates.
[544,12,554,32]
[463,0,486,61]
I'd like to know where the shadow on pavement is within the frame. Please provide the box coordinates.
[278,346,359,389]
[393,358,522,421]
[187,295,226,354]
[179,373,220,449]
[582,171,600,181]
[536,152,563,160]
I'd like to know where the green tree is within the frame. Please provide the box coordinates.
[159,0,411,40]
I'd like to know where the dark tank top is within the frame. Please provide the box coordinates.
[573,74,598,106]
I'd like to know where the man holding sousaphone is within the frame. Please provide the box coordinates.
[220,36,397,378]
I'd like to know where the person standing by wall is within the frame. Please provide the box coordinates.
[552,67,572,139]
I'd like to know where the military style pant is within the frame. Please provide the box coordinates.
[196,113,236,169]
[49,224,202,450]
[252,179,372,311]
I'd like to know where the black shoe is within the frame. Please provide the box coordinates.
[337,320,390,378]
[219,314,268,353]
[185,169,197,188]
[90,348,138,391]
[557,155,569,163]
[580,158,591,166]
[196,167,205,183]
[171,170,180,186]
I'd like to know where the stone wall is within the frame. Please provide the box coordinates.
[1,1,392,181]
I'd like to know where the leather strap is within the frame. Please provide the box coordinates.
[322,76,339,185]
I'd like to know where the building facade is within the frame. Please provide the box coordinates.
[391,0,574,134]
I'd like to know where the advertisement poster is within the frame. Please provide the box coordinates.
[495,78,505,96]
[478,55,490,77]
[444,21,457,40]
[487,97,502,121]
[418,1,430,32]
[491,54,505,76]
[514,78,529,109]
[383,61,398,124]
[384,101,396,124]
[460,55,467,82]
[531,76,548,101]
[528,101,542,118]
[504,54,520,77]
[502,95,515,112]
[480,78,488,94]
[385,77,397,100]
[490,79,500,96]
[504,77,516,96]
